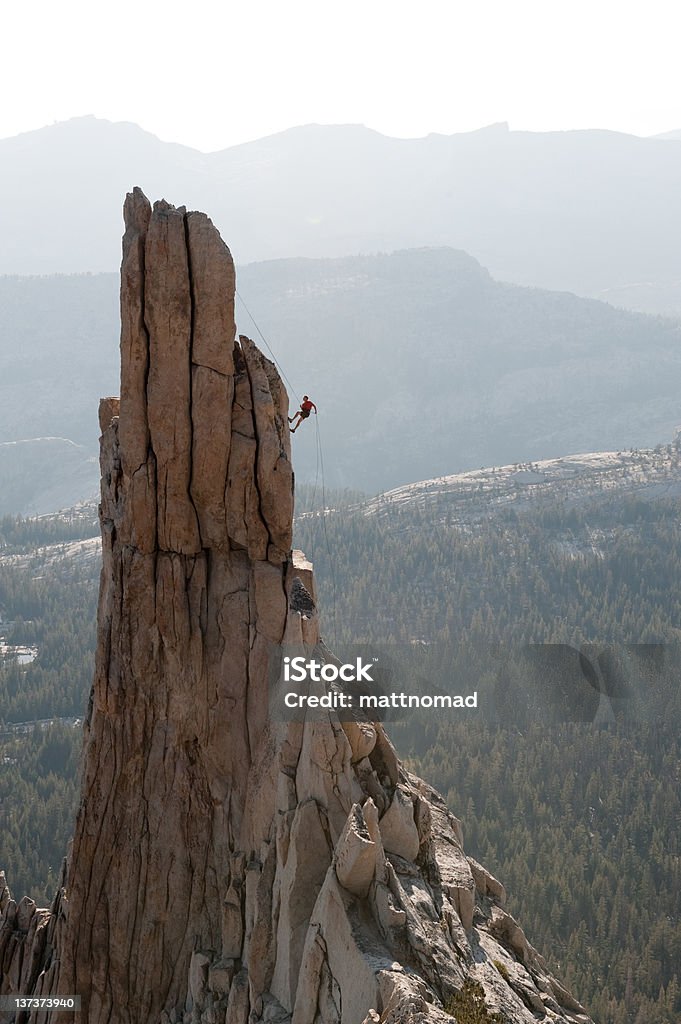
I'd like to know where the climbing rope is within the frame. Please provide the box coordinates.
[236,290,302,405]
[308,405,321,514]
[236,288,340,644]
[315,412,340,645]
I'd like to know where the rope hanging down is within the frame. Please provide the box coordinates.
[236,290,302,405]
[315,413,339,645]
[236,289,339,642]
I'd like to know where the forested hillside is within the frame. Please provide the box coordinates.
[296,486,681,1024]
[0,513,98,896]
[1,486,680,1022]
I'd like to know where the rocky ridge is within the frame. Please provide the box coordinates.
[361,445,681,523]
[0,190,593,1024]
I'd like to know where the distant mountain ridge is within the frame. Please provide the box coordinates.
[2,246,681,511]
[0,438,97,517]
[4,117,681,312]
[361,443,681,526]
[651,129,681,140]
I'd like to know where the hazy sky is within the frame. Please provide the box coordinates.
[4,0,680,151]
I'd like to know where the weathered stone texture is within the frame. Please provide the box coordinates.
[0,191,593,1024]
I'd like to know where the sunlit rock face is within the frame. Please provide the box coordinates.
[0,191,593,1024]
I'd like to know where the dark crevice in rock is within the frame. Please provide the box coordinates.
[239,336,275,559]
[183,209,203,547]
[289,577,315,615]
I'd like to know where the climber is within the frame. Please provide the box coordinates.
[289,395,317,433]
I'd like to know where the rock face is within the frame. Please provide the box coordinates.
[0,190,593,1024]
